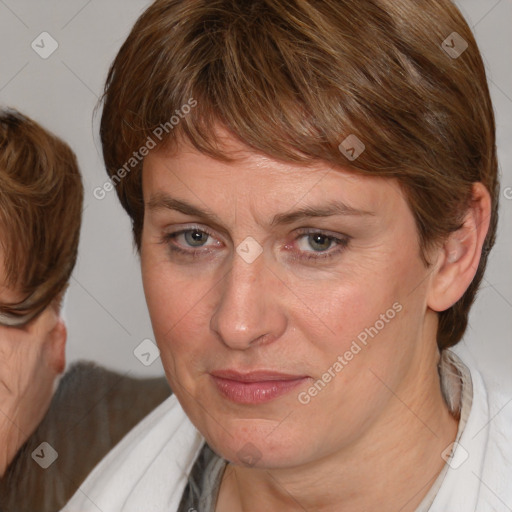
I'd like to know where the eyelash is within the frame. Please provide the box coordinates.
[160,226,350,262]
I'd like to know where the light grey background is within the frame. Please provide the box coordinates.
[0,0,510,381]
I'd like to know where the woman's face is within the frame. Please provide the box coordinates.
[141,132,438,469]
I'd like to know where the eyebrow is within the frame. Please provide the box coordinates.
[146,194,375,227]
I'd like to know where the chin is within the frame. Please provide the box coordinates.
[202,419,311,469]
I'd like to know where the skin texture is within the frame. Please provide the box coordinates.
[140,129,490,512]
[0,278,66,477]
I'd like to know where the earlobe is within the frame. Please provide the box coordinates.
[427,182,491,313]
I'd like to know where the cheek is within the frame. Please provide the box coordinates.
[141,256,217,384]
[293,265,425,422]
[288,250,422,391]
[284,291,411,455]
[287,258,402,354]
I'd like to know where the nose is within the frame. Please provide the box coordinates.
[210,249,286,350]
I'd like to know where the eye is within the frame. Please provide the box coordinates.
[291,230,350,261]
[179,229,210,247]
[161,226,220,256]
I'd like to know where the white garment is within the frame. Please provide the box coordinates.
[61,343,512,512]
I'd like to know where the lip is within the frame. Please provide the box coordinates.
[210,370,309,404]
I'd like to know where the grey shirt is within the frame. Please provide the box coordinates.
[0,362,171,512]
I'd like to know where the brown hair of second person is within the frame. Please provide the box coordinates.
[0,109,84,326]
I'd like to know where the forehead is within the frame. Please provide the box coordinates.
[142,132,406,221]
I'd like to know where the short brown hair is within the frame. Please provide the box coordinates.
[0,109,83,326]
[100,0,498,350]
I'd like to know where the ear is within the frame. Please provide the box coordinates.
[47,317,67,374]
[427,182,491,312]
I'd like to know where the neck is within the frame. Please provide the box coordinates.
[216,340,459,511]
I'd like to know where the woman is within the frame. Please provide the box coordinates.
[63,0,511,511]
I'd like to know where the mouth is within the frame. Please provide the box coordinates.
[210,370,310,404]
